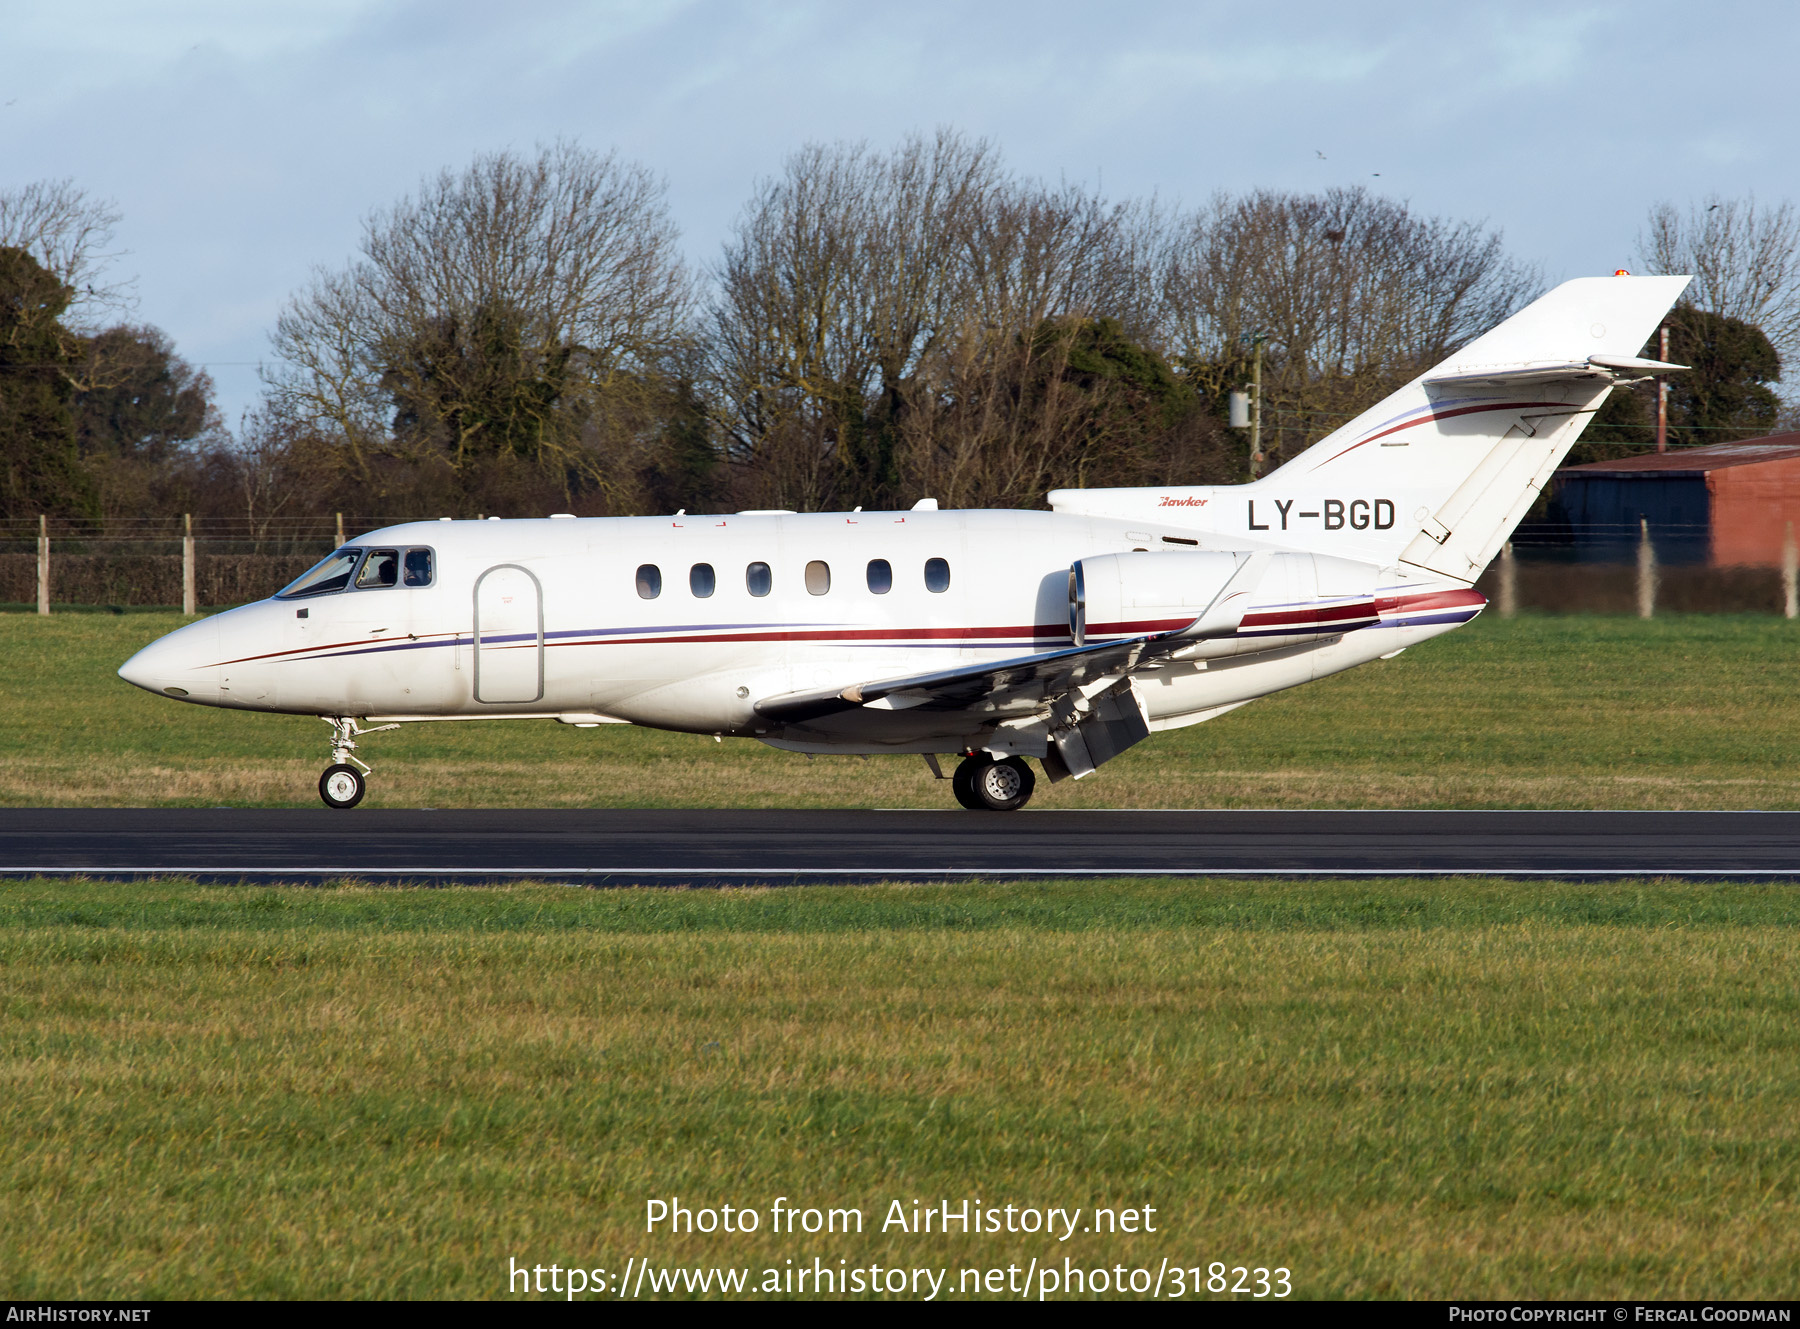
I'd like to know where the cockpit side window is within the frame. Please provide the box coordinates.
[277,548,361,599]
[355,548,400,588]
[402,548,434,587]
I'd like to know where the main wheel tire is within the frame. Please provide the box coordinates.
[955,754,1036,811]
[951,754,990,810]
[319,763,366,810]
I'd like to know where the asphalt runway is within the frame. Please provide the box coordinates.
[0,808,1795,883]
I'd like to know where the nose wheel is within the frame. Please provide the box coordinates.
[317,716,398,809]
[320,763,366,809]
[952,754,1037,811]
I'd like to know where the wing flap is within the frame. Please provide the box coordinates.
[754,635,1155,724]
[755,549,1280,725]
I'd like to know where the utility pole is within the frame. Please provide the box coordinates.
[1656,325,1669,454]
[1248,333,1266,479]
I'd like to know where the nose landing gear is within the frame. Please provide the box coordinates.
[318,716,399,809]
[952,753,1037,811]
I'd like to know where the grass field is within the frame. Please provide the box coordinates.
[2,610,1798,808]
[2,876,1797,1300]
[5,614,1798,1300]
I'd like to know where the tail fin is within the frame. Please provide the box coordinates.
[1050,274,1690,580]
[1269,274,1690,578]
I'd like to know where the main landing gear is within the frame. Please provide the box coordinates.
[318,716,399,809]
[952,753,1037,812]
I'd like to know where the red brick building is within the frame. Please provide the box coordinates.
[1550,435,1800,567]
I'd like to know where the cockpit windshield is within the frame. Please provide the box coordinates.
[278,548,361,599]
[276,545,436,599]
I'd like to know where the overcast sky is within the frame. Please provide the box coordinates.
[5,0,1795,424]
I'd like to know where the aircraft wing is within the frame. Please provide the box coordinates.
[754,549,1271,726]
[753,634,1163,724]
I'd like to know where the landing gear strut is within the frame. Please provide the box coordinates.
[318,716,398,810]
[952,753,1037,811]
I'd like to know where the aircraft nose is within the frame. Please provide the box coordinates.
[118,617,222,702]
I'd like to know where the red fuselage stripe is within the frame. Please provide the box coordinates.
[1314,401,1569,468]
[207,589,1486,666]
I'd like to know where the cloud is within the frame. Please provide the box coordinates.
[2,0,1793,426]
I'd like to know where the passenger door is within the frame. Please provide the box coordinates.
[473,564,544,704]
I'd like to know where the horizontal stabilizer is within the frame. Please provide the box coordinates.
[1425,355,1687,389]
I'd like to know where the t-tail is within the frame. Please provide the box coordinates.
[1051,274,1692,582]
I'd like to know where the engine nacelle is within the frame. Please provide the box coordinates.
[1069,551,1244,645]
[1070,550,1383,645]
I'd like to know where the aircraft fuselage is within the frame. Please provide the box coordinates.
[121,508,1480,758]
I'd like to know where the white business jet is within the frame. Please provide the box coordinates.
[120,275,1688,810]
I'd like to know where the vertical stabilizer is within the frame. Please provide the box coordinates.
[1048,275,1691,579]
[1271,274,1690,578]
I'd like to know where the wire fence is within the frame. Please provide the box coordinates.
[0,516,389,556]
[1477,556,1798,617]
[0,515,389,611]
[1,514,1796,615]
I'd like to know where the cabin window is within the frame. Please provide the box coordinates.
[924,557,951,593]
[636,564,662,599]
[690,563,715,598]
[746,561,772,597]
[355,548,400,589]
[805,560,830,595]
[402,548,433,587]
[866,558,892,594]
[276,548,360,599]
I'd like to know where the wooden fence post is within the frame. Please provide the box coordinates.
[1499,541,1517,618]
[335,512,344,548]
[1636,516,1656,620]
[182,513,197,615]
[1785,522,1797,620]
[36,515,48,616]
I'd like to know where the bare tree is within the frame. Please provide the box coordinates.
[710,131,1177,509]
[264,140,694,510]
[710,129,1002,507]
[1160,187,1540,466]
[226,407,321,550]
[959,181,1165,346]
[0,179,135,324]
[890,186,1177,507]
[1639,195,1800,364]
